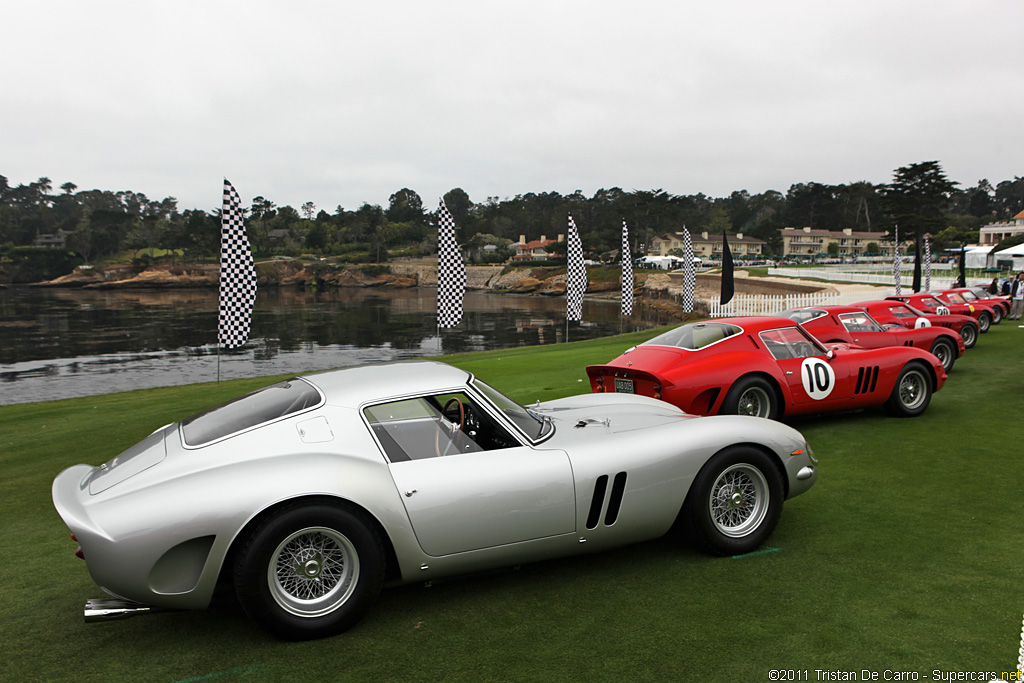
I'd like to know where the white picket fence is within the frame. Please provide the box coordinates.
[706,291,878,318]
[767,267,958,290]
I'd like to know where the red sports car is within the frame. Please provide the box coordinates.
[944,287,1009,319]
[886,293,992,333]
[966,286,1012,315]
[777,305,965,371]
[852,299,980,350]
[586,317,947,421]
[935,290,1002,326]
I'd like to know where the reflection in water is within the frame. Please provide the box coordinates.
[0,287,673,405]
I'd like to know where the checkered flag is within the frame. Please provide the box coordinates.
[620,220,633,316]
[566,215,586,321]
[924,235,932,291]
[681,228,695,312]
[436,198,466,328]
[217,179,256,349]
[893,226,902,295]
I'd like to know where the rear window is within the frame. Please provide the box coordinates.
[778,308,827,323]
[181,378,323,447]
[642,322,742,350]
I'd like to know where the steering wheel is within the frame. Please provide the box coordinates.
[435,398,465,458]
[441,398,465,432]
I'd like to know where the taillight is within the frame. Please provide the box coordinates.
[595,377,604,392]
[71,533,84,560]
[654,384,662,400]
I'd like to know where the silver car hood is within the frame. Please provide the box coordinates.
[532,392,697,445]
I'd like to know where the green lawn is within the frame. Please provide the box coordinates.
[2,323,1023,682]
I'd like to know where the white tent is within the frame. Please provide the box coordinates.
[964,246,994,269]
[991,244,1024,271]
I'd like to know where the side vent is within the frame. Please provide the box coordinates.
[854,366,880,394]
[604,472,628,525]
[586,475,608,530]
[586,472,628,529]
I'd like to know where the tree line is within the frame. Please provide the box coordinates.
[2,163,1023,270]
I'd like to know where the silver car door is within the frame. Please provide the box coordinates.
[388,446,576,557]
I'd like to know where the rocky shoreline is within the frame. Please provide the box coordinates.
[33,259,628,295]
[30,259,834,320]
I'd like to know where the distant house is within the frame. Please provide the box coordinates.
[649,231,765,259]
[979,210,1024,246]
[513,233,564,260]
[780,227,896,258]
[33,230,71,248]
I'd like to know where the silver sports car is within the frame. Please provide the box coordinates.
[53,360,817,640]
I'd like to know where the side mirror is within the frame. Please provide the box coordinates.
[826,348,836,360]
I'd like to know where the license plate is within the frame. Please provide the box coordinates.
[614,378,635,394]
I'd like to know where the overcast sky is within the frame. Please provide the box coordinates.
[4,0,1022,215]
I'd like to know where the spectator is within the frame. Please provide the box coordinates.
[1010,273,1024,320]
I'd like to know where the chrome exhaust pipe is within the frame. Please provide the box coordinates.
[84,598,172,622]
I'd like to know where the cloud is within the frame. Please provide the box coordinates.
[3,0,1022,212]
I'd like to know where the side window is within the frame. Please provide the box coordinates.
[838,313,881,333]
[760,328,821,361]
[759,329,795,360]
[364,392,520,463]
[889,306,914,319]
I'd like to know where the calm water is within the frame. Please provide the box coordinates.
[0,286,673,405]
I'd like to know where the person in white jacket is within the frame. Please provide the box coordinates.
[1010,272,1024,320]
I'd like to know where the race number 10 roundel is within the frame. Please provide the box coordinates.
[801,357,835,400]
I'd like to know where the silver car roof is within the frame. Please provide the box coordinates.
[301,360,474,408]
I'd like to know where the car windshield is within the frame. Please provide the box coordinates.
[778,308,827,324]
[944,292,967,304]
[181,378,323,447]
[472,379,553,441]
[920,297,944,308]
[958,290,979,301]
[642,322,743,350]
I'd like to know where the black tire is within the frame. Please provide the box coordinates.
[234,503,384,640]
[681,446,784,556]
[883,362,932,418]
[959,323,978,349]
[977,311,991,333]
[928,337,956,372]
[990,306,1002,325]
[720,375,778,419]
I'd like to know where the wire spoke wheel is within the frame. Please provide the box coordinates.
[737,387,770,417]
[269,526,359,618]
[897,370,927,411]
[708,464,770,538]
[930,340,954,371]
[960,324,977,349]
